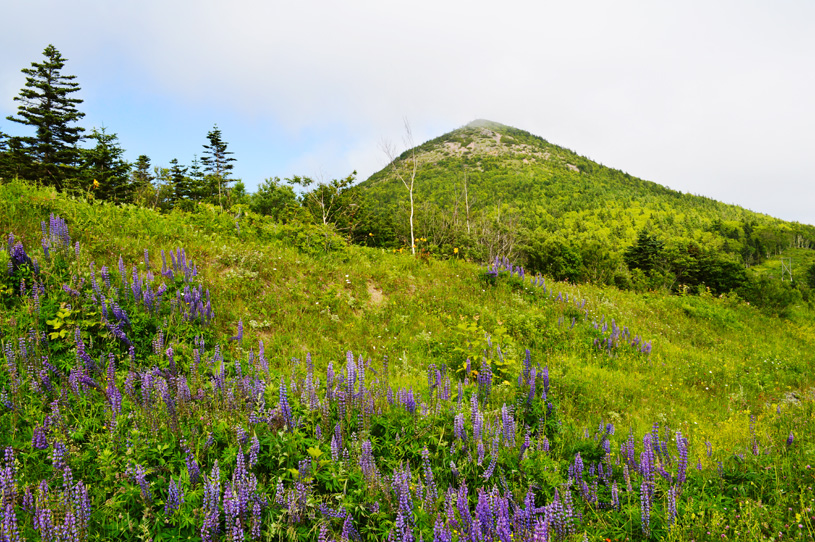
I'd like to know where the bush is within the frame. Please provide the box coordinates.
[738,274,803,316]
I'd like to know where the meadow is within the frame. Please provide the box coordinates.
[2,179,815,541]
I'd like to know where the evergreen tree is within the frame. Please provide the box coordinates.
[82,127,131,202]
[6,45,85,188]
[200,124,235,206]
[131,155,155,188]
[188,154,205,202]
[130,155,156,208]
[0,130,26,180]
[624,230,665,272]
[168,158,192,205]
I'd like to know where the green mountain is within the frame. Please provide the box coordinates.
[357,120,815,291]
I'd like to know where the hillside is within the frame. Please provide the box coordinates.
[2,179,815,540]
[356,120,815,291]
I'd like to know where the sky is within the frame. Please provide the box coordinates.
[1,0,813,225]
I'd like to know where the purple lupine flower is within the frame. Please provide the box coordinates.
[501,404,515,446]
[473,411,483,443]
[129,463,151,502]
[279,378,292,429]
[667,485,678,526]
[453,414,466,445]
[251,500,262,540]
[230,319,244,343]
[640,434,655,483]
[541,365,550,399]
[249,435,260,469]
[32,426,49,449]
[640,481,652,537]
[236,426,248,447]
[611,481,619,510]
[787,432,795,447]
[533,514,550,542]
[201,462,221,542]
[474,489,492,536]
[51,441,67,471]
[360,440,377,481]
[330,435,340,462]
[482,456,496,480]
[1,447,16,507]
[572,452,584,481]
[165,477,184,515]
[528,366,537,405]
[3,501,21,542]
[676,431,688,486]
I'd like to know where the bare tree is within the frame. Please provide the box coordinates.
[463,164,472,235]
[381,119,419,255]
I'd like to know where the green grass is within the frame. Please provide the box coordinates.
[2,179,815,541]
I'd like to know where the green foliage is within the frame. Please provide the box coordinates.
[738,273,802,317]
[249,177,299,221]
[523,232,583,282]
[806,263,815,289]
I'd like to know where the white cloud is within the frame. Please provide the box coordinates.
[1,0,813,223]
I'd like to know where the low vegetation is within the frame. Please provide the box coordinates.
[2,180,815,541]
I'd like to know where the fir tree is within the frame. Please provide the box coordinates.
[200,124,236,206]
[6,44,85,188]
[168,158,192,205]
[0,130,25,180]
[82,127,131,202]
[131,155,155,189]
[188,155,205,202]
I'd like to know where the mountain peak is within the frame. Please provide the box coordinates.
[463,119,509,130]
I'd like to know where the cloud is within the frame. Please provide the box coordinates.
[1,0,813,224]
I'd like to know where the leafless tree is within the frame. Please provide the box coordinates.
[381,119,419,255]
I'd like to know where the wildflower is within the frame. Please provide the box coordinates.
[164,477,184,515]
[249,435,260,469]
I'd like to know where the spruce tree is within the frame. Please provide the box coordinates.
[131,155,155,189]
[188,155,205,202]
[168,158,192,205]
[6,44,85,188]
[200,124,235,206]
[82,127,131,202]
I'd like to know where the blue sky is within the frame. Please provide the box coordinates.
[1,0,814,225]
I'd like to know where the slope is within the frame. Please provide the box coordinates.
[2,179,815,540]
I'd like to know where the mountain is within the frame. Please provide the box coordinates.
[355,120,815,293]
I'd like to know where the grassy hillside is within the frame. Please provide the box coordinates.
[2,179,815,541]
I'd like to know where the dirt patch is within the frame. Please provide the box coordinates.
[367,281,384,306]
